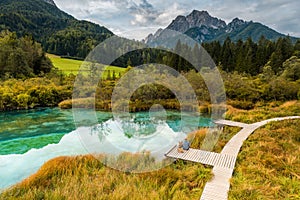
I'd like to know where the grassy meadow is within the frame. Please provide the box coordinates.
[47,54,83,75]
[47,54,126,78]
[1,101,299,199]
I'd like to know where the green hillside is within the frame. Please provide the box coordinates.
[184,22,298,44]
[0,0,113,58]
[214,22,298,43]
[48,54,126,77]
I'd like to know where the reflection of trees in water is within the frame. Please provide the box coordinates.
[122,120,157,138]
[90,123,111,141]
[121,113,167,138]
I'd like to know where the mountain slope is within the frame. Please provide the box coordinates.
[213,20,288,43]
[0,0,113,58]
[42,0,56,6]
[146,10,298,44]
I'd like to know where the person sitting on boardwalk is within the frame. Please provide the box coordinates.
[182,138,190,150]
[177,141,184,153]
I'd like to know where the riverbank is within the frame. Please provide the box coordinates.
[59,98,215,113]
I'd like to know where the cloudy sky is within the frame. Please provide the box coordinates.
[54,0,300,40]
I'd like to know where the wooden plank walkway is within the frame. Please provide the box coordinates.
[165,116,300,200]
[165,146,236,169]
[214,119,248,128]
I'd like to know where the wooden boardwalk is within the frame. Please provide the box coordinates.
[165,146,236,169]
[165,116,300,200]
[214,119,248,128]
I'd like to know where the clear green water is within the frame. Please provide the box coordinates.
[0,108,212,190]
[0,108,211,155]
[0,108,112,155]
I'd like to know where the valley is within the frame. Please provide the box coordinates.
[0,1,299,199]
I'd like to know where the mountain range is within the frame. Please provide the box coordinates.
[145,10,298,45]
[0,1,298,58]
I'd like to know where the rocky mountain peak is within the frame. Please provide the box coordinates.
[167,10,226,33]
[228,18,247,27]
[167,15,189,33]
[226,17,248,32]
[145,9,295,45]
[188,10,210,18]
[143,28,163,43]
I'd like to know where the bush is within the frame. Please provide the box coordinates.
[0,78,72,110]
[228,100,255,110]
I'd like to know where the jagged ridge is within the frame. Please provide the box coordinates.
[145,10,298,44]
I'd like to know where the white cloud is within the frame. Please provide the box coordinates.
[202,0,300,37]
[53,0,300,39]
[131,14,147,25]
[155,3,186,26]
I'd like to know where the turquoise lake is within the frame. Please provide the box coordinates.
[0,108,212,190]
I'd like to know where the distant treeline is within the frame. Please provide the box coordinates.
[203,36,300,75]
[0,30,300,111]
[106,36,300,77]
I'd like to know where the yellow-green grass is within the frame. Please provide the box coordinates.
[225,101,300,199]
[47,54,83,75]
[226,100,300,123]
[47,54,126,78]
[228,119,300,200]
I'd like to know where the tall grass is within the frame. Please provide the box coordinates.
[226,101,300,123]
[228,119,300,199]
[0,143,212,200]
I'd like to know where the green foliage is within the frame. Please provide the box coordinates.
[203,36,297,76]
[214,22,298,43]
[0,30,52,78]
[228,100,254,110]
[281,56,300,81]
[0,0,113,58]
[0,77,72,110]
[0,0,298,76]
[263,78,299,101]
[58,65,300,112]
[221,68,300,106]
